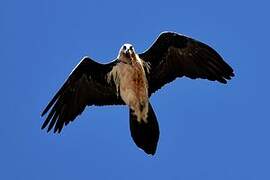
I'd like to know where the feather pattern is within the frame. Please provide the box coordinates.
[41,57,124,133]
[139,32,234,96]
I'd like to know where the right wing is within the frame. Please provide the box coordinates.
[41,57,124,133]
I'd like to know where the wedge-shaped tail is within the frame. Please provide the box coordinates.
[129,103,160,155]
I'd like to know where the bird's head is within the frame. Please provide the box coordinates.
[117,43,136,63]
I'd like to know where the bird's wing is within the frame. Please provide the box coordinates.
[41,57,124,133]
[139,32,234,96]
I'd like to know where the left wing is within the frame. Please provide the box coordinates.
[41,57,124,133]
[139,32,234,96]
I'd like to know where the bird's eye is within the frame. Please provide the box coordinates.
[123,46,126,50]
[130,46,133,50]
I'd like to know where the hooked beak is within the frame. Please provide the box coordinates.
[124,49,131,57]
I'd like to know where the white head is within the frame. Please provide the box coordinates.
[117,43,136,63]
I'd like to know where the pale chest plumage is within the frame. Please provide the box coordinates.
[107,58,149,122]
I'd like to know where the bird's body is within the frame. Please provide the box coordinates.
[108,52,149,122]
[41,32,235,155]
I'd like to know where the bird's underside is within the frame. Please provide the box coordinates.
[41,31,234,155]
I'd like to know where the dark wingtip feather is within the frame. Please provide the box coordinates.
[41,110,56,130]
[41,83,67,117]
[41,118,49,129]
[41,123,47,130]
[41,99,56,116]
[219,79,227,84]
[53,122,64,133]
[53,127,58,133]
[47,111,59,132]
[41,109,48,117]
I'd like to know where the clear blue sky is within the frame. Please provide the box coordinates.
[1,0,269,179]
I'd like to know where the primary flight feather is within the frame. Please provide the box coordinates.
[41,32,234,155]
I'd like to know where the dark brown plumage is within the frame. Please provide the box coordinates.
[41,59,124,133]
[41,31,234,155]
[139,32,234,96]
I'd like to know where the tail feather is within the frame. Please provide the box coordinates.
[129,103,159,155]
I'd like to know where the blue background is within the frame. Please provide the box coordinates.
[1,0,269,179]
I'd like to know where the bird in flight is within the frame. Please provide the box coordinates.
[41,32,234,155]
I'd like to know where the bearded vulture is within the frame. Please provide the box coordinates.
[41,32,234,155]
